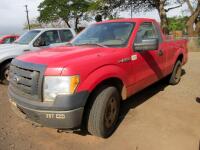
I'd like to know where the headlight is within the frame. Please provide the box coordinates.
[43,76,80,102]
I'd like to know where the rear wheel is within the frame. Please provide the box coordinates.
[169,60,182,85]
[87,86,120,138]
[0,63,10,85]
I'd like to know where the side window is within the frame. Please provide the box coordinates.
[9,37,16,43]
[135,22,158,43]
[153,23,163,43]
[44,30,61,45]
[34,30,61,47]
[3,38,11,44]
[59,30,74,42]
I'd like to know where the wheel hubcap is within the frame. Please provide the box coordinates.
[104,97,118,129]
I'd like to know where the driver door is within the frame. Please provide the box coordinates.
[130,22,166,93]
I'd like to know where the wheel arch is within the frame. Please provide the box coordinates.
[0,57,14,73]
[77,65,128,100]
[176,53,184,63]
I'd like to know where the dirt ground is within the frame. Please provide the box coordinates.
[0,52,200,150]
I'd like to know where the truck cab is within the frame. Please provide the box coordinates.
[8,18,187,138]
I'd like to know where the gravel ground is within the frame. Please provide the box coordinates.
[0,52,200,150]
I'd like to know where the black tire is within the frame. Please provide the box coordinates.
[169,60,182,85]
[87,86,121,138]
[0,63,10,85]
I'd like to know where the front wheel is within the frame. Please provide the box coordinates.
[87,86,121,138]
[0,63,10,85]
[169,60,182,85]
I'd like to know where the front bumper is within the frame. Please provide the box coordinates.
[8,87,89,129]
[10,101,84,129]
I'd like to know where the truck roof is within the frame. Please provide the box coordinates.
[31,28,74,32]
[96,18,157,24]
[0,34,19,38]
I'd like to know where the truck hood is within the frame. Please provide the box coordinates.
[17,46,117,68]
[0,44,29,54]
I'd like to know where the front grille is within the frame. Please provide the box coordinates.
[9,59,46,102]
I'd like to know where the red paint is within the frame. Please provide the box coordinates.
[16,18,188,98]
[0,35,19,44]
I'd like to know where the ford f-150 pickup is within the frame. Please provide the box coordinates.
[0,28,76,84]
[8,18,188,138]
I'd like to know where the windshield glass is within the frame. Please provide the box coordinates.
[72,22,135,47]
[15,30,40,45]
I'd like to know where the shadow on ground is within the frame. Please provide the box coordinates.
[115,69,186,131]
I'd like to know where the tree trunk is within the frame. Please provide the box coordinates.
[75,17,79,32]
[196,21,200,36]
[63,18,71,28]
[158,0,169,34]
[186,0,200,37]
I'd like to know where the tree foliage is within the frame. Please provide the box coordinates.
[37,0,199,36]
[168,16,188,33]
[123,0,184,34]
[38,0,93,31]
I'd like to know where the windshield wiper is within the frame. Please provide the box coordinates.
[75,43,107,47]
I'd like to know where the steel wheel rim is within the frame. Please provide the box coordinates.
[104,97,118,129]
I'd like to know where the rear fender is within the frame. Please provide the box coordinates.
[173,48,184,65]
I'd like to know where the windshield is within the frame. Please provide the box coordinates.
[15,30,40,45]
[72,22,135,47]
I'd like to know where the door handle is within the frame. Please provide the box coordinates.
[158,50,163,56]
[23,49,30,52]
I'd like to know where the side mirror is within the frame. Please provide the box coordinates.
[134,38,159,52]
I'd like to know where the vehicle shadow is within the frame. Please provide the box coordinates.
[115,69,186,133]
[118,79,167,124]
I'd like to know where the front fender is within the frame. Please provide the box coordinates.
[0,56,17,64]
[77,65,128,93]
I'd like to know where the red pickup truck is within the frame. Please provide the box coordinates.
[8,18,187,138]
[0,35,19,44]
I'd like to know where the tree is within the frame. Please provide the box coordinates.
[167,16,188,34]
[183,0,200,36]
[125,0,184,34]
[91,0,126,19]
[38,0,92,31]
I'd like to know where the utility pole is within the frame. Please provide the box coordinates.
[131,1,133,18]
[25,5,30,30]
